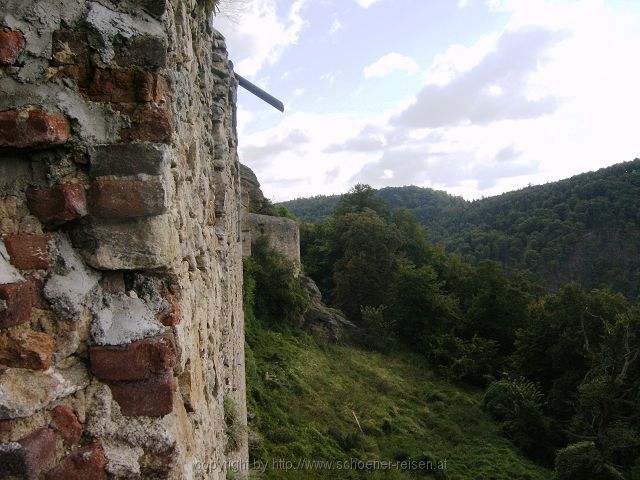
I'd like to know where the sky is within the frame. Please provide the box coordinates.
[214,0,640,202]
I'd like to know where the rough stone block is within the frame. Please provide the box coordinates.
[0,106,71,150]
[51,29,89,66]
[0,363,89,420]
[90,143,168,177]
[117,105,172,144]
[0,328,55,370]
[75,216,174,270]
[26,184,87,225]
[46,443,107,480]
[0,427,56,479]
[113,35,167,69]
[4,233,54,270]
[0,282,33,329]
[0,28,25,66]
[90,177,167,219]
[49,405,83,446]
[109,370,175,417]
[89,333,176,381]
[90,292,165,346]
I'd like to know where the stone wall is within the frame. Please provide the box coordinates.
[248,214,301,277]
[0,1,247,479]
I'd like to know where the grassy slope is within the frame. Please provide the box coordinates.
[245,323,550,480]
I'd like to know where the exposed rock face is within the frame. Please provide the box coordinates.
[0,1,247,478]
[298,275,359,342]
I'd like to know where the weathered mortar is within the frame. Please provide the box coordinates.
[0,1,247,478]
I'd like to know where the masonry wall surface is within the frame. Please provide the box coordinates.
[0,1,247,478]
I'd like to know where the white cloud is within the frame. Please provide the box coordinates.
[395,26,567,128]
[233,0,640,201]
[329,17,342,36]
[354,0,383,8]
[215,0,308,77]
[363,53,419,79]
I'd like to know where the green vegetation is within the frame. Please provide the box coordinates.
[251,165,640,478]
[282,159,640,298]
[244,303,550,479]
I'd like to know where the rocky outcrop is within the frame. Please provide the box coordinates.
[298,275,359,342]
[0,1,247,478]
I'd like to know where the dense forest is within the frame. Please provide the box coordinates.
[247,178,640,479]
[281,159,640,299]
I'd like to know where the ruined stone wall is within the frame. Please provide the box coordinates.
[0,1,247,478]
[248,214,300,277]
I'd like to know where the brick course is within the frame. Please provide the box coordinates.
[26,184,87,225]
[109,370,175,417]
[0,282,34,329]
[4,233,53,270]
[90,177,167,219]
[0,107,71,150]
[89,333,177,381]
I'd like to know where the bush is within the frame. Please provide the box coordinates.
[482,377,554,462]
[224,396,244,452]
[244,236,309,327]
[554,442,624,480]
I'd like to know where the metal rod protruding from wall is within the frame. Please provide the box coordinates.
[235,73,285,112]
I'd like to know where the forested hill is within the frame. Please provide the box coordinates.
[280,159,640,298]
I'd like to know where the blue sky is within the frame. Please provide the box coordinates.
[216,0,640,202]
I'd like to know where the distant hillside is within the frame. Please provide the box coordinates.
[280,159,640,298]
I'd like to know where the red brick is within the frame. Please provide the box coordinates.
[0,328,55,370]
[156,292,181,326]
[0,427,56,480]
[118,104,172,144]
[0,106,70,150]
[26,184,87,225]
[46,443,107,480]
[90,177,166,219]
[3,233,53,270]
[0,282,33,329]
[0,28,25,66]
[49,405,83,446]
[90,333,176,381]
[109,370,175,417]
[51,29,88,66]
